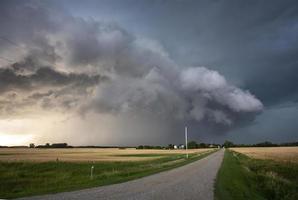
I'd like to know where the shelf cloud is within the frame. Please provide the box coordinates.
[5,0,298,145]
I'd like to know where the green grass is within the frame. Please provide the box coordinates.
[215,150,298,200]
[0,150,216,199]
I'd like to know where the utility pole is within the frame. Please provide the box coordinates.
[185,126,188,159]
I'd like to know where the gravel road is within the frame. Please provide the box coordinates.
[19,149,224,200]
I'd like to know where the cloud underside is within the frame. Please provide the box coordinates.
[0,1,263,135]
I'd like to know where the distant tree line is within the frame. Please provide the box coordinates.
[1,140,297,149]
[187,141,221,149]
[136,140,298,149]
[136,141,220,150]
[29,144,134,149]
[136,145,164,149]
[0,145,28,148]
[34,143,73,148]
[75,146,133,148]
[222,140,298,148]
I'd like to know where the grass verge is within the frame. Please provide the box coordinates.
[0,149,216,199]
[215,150,298,200]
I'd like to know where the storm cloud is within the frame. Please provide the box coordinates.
[0,64,103,117]
[2,0,296,145]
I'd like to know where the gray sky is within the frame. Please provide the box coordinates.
[0,0,297,146]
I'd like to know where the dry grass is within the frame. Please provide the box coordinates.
[231,147,298,163]
[0,148,212,162]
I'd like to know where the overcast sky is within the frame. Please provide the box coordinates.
[0,0,297,146]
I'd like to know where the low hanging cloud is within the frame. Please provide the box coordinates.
[86,65,263,127]
[0,62,105,117]
[0,1,263,141]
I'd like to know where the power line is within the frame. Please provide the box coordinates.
[0,36,25,51]
[0,36,26,64]
[0,36,53,66]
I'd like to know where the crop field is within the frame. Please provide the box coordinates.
[0,148,211,162]
[231,147,298,163]
[0,148,215,198]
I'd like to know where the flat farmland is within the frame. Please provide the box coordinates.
[0,148,216,198]
[0,148,211,162]
[231,147,298,163]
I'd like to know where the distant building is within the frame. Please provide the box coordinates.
[173,144,186,149]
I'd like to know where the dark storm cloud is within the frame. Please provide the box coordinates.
[75,0,298,107]
[184,1,298,107]
[0,65,102,94]
[65,21,134,68]
[28,90,54,100]
[62,0,298,143]
[82,65,262,133]
[0,62,105,117]
[2,0,286,145]
[0,0,108,117]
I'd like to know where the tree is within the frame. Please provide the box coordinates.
[254,141,278,147]
[29,143,35,148]
[51,143,68,148]
[223,140,234,148]
[187,141,198,149]
[198,143,207,148]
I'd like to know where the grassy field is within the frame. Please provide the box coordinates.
[0,148,215,199]
[215,148,298,200]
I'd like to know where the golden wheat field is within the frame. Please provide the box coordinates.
[231,147,298,163]
[0,148,212,162]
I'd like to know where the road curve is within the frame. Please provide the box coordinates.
[19,149,224,200]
